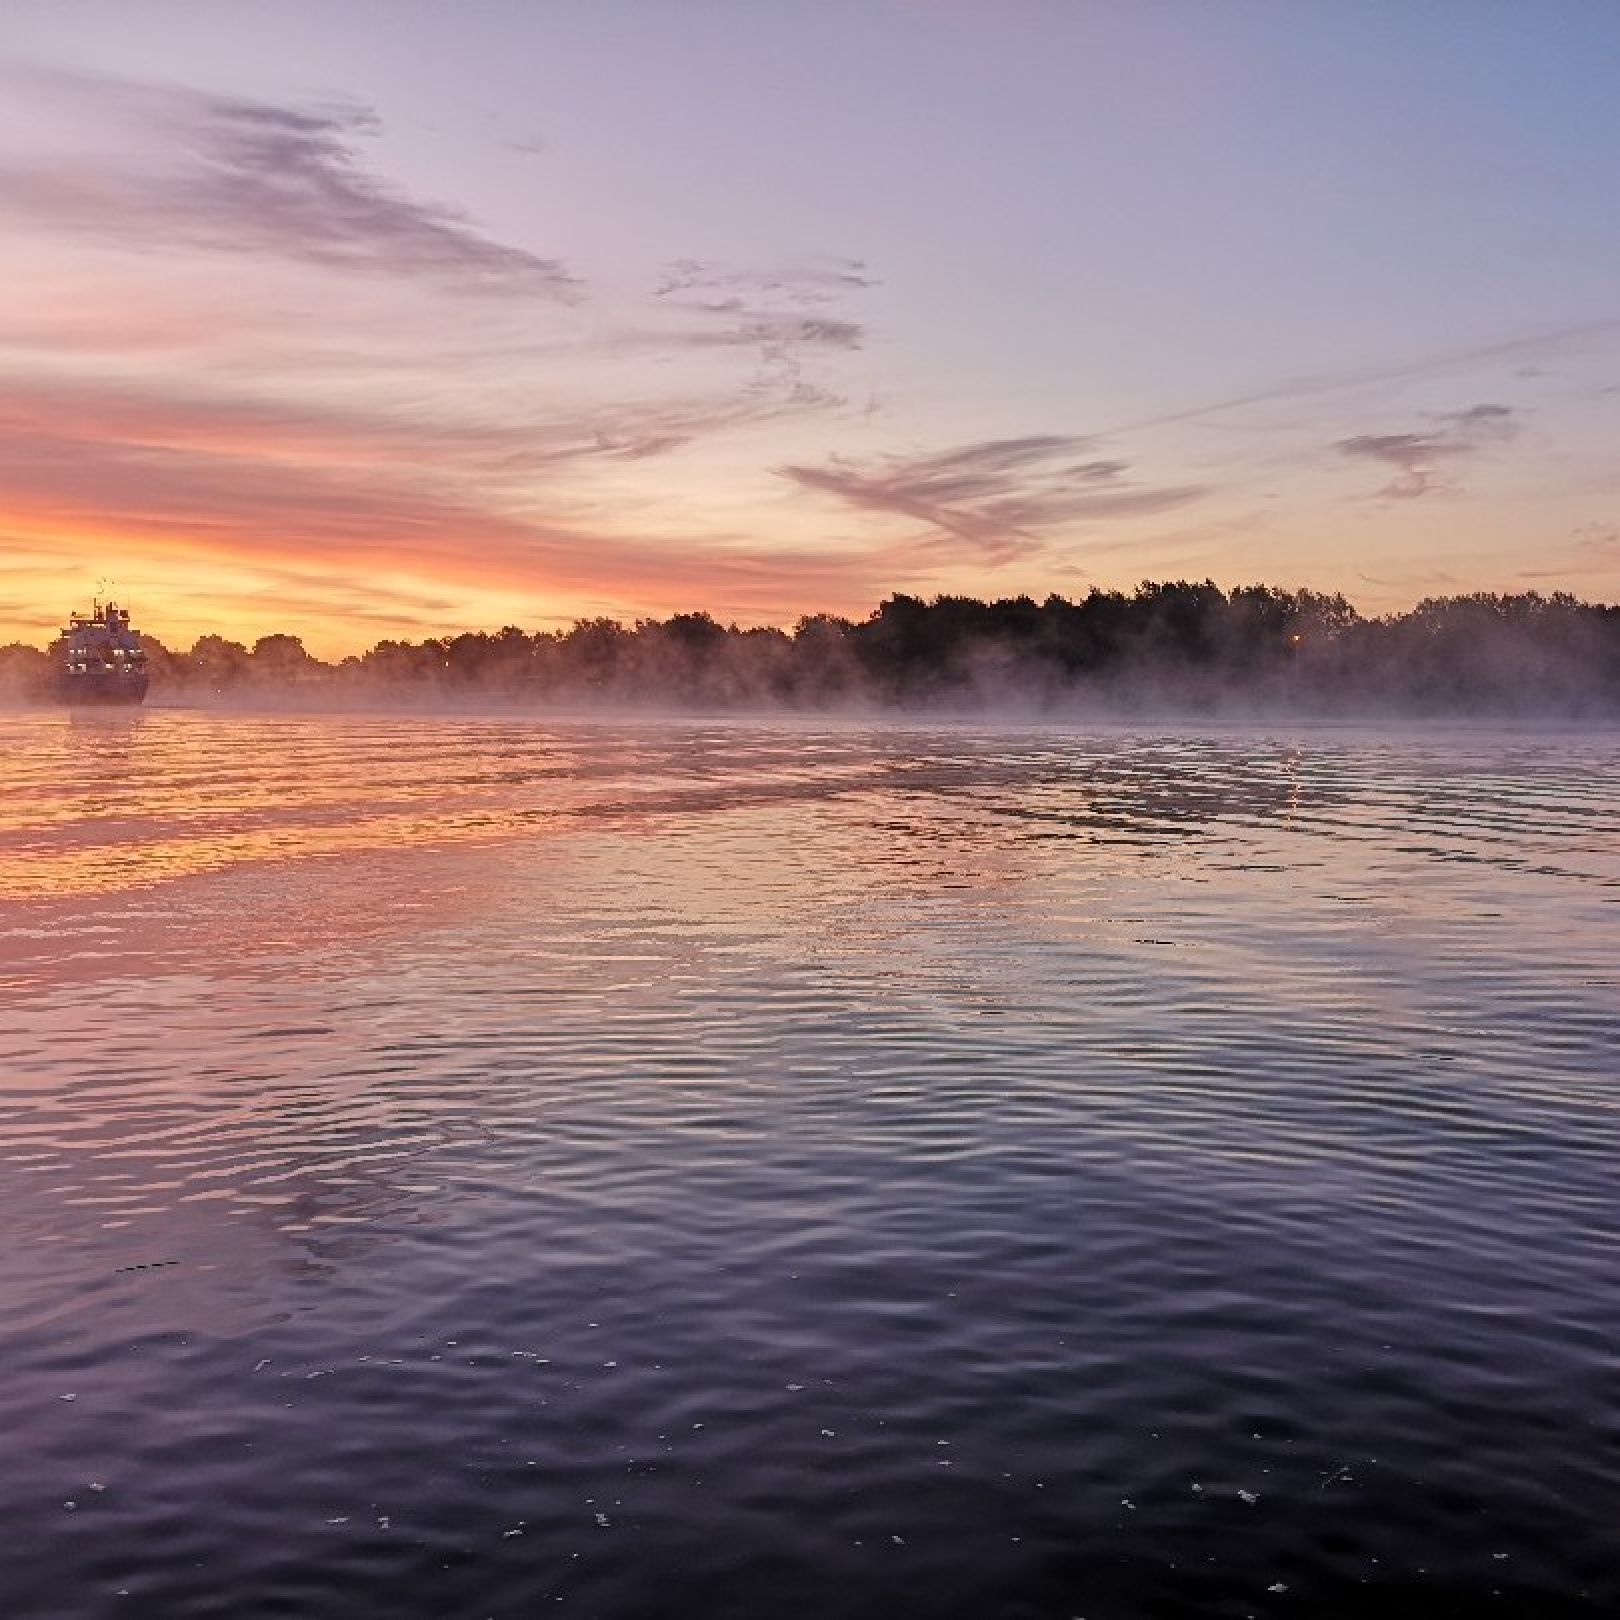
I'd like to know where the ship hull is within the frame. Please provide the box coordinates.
[52,673,149,707]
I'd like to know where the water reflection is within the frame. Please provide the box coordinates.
[1,715,1618,1617]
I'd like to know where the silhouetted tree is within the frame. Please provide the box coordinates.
[188,635,253,692]
[250,633,318,686]
[0,643,50,701]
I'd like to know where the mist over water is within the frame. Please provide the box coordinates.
[8,583,1620,719]
[3,712,1618,1618]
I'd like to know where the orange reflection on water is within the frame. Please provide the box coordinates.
[0,711,605,903]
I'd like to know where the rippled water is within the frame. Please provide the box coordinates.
[2,709,1617,1618]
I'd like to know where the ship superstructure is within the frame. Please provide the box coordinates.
[51,600,150,706]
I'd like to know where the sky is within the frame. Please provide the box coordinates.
[2,0,1618,656]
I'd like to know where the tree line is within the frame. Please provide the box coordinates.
[4,581,1618,714]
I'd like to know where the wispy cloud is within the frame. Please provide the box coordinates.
[1571,520,1619,558]
[1519,521,1620,582]
[1338,402,1521,499]
[779,436,1204,562]
[1123,322,1619,435]
[0,69,881,650]
[654,257,879,303]
[646,256,870,393]
[0,371,851,480]
[0,374,907,633]
[0,66,578,298]
[643,313,864,354]
[1357,568,1461,590]
[0,425,891,617]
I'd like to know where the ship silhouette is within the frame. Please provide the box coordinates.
[50,600,150,706]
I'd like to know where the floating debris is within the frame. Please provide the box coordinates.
[1238,1489,1259,1505]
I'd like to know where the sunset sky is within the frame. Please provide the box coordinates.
[3,1,1618,656]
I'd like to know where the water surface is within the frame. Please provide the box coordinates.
[2,711,1617,1617]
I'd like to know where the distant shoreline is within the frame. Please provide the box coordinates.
[5,583,1618,717]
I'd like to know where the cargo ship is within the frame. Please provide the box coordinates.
[50,600,150,705]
